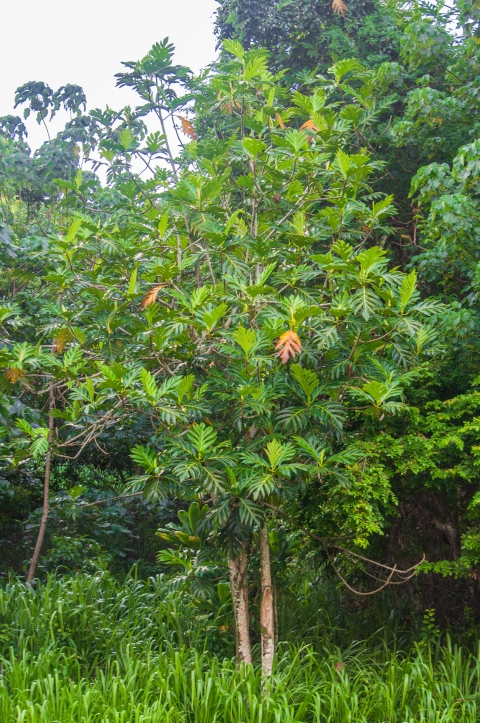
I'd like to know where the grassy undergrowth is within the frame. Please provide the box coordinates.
[0,573,478,722]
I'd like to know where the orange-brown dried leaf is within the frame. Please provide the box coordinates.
[300,119,319,132]
[221,100,241,113]
[275,113,286,129]
[177,115,197,140]
[5,367,25,382]
[53,327,69,353]
[275,330,302,364]
[332,0,347,15]
[140,284,165,310]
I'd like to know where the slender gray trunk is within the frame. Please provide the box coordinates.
[228,551,252,664]
[26,387,55,584]
[259,524,275,676]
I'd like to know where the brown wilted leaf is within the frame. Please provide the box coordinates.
[332,0,347,15]
[53,328,69,353]
[221,100,241,114]
[275,113,286,129]
[300,119,319,132]
[177,115,197,140]
[334,661,345,671]
[275,330,302,364]
[5,367,25,382]
[140,284,165,310]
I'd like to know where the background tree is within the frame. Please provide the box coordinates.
[214,0,401,74]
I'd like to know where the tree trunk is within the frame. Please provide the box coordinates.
[259,524,275,676]
[26,387,55,584]
[227,551,252,664]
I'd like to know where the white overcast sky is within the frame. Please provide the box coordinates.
[1,0,218,150]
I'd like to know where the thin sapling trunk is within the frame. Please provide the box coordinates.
[26,387,55,584]
[228,551,252,664]
[259,524,275,676]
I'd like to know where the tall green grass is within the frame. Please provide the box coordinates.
[0,573,478,722]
